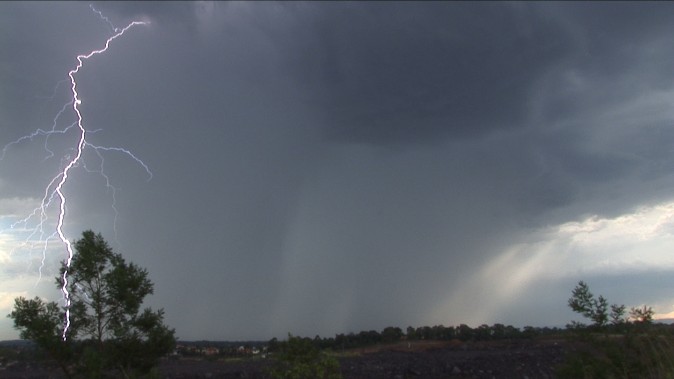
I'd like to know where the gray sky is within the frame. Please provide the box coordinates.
[3,2,674,341]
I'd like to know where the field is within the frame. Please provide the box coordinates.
[158,338,567,378]
[0,338,568,378]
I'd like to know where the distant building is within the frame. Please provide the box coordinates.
[202,347,220,356]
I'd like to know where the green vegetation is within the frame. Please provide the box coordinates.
[273,323,560,354]
[7,230,175,379]
[260,324,564,378]
[558,280,674,378]
[267,334,342,379]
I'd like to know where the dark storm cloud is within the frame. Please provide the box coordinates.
[0,3,107,140]
[90,1,198,27]
[265,2,576,145]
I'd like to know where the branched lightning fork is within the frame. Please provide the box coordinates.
[1,8,149,341]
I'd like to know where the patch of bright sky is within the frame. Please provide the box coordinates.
[432,199,674,325]
[0,230,62,340]
[0,196,64,297]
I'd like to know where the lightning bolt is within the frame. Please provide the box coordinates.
[1,7,150,341]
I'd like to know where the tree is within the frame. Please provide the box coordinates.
[8,297,75,377]
[561,282,673,378]
[610,304,627,326]
[568,281,614,328]
[457,324,474,341]
[381,326,403,343]
[491,323,506,339]
[629,305,654,324]
[406,326,417,340]
[268,334,342,379]
[8,230,175,378]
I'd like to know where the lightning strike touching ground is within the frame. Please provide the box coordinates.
[0,9,150,341]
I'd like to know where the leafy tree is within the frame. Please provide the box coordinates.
[457,324,474,341]
[476,324,492,340]
[268,337,281,353]
[416,325,432,340]
[357,330,381,345]
[268,334,342,379]
[405,326,417,340]
[568,281,614,328]
[431,324,453,340]
[610,304,627,326]
[629,305,654,324]
[522,326,538,338]
[491,323,506,339]
[8,297,75,377]
[381,326,403,343]
[8,230,175,378]
[560,281,674,378]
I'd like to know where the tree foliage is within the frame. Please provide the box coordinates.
[609,304,626,326]
[269,334,342,379]
[8,297,75,376]
[629,305,654,324]
[568,281,615,328]
[8,230,175,378]
[568,280,656,332]
[560,281,674,378]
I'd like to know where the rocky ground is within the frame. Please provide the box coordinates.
[338,339,567,379]
[0,338,569,379]
[158,338,568,379]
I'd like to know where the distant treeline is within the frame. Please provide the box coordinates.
[268,324,564,352]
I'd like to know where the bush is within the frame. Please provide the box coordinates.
[559,281,674,378]
[268,334,342,379]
